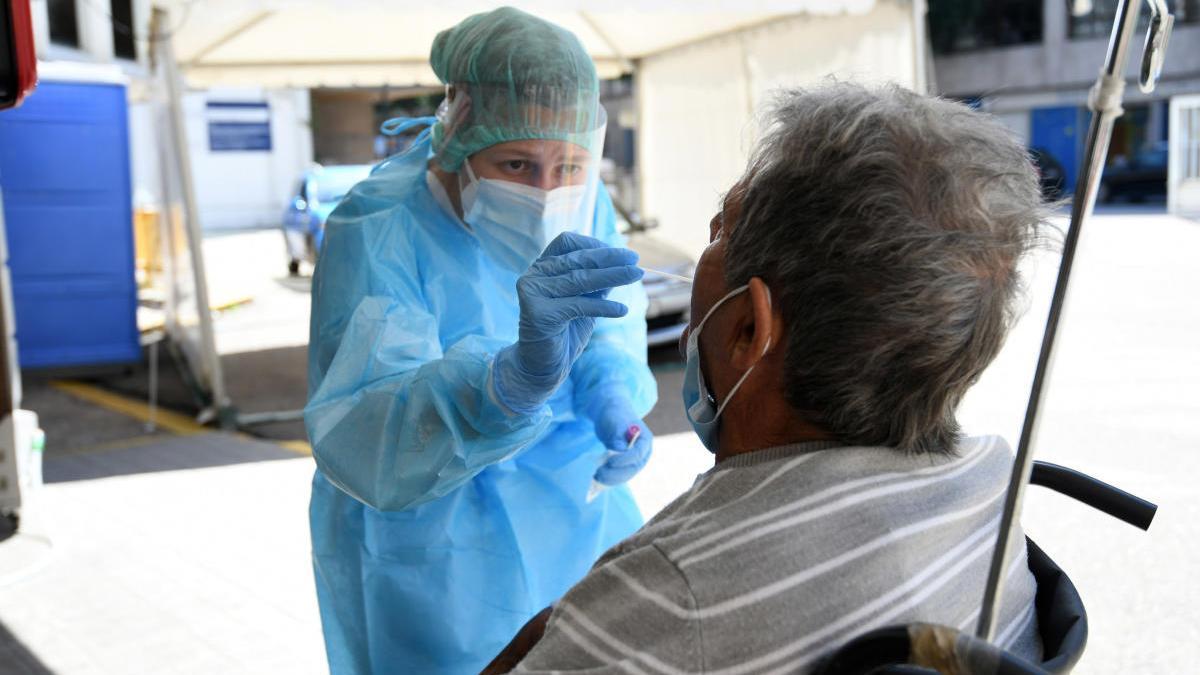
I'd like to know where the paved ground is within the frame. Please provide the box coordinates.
[0,211,1195,673]
[0,433,323,675]
[967,211,1200,673]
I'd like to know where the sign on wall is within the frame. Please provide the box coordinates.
[207,101,271,152]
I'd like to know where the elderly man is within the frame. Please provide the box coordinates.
[487,82,1049,674]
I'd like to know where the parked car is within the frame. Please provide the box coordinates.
[1098,141,1168,203]
[282,164,373,275]
[612,201,695,348]
[1029,147,1066,200]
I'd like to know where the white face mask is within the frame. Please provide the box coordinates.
[459,159,590,272]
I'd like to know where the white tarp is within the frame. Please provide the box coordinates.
[156,0,881,88]
[638,2,919,258]
[154,0,918,260]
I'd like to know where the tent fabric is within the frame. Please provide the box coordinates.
[636,3,919,259]
[156,0,879,88]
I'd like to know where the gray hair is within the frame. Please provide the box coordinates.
[725,82,1051,455]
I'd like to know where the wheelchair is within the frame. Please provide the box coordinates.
[814,461,1156,675]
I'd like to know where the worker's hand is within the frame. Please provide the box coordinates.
[492,233,642,415]
[589,397,653,486]
[595,424,654,486]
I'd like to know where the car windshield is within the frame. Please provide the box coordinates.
[314,166,371,203]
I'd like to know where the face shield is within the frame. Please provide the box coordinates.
[435,82,606,172]
[435,83,608,270]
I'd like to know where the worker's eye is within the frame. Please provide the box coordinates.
[558,163,582,177]
[501,159,531,174]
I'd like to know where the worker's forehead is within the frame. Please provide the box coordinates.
[477,139,590,160]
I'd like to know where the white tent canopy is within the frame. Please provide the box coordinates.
[157,0,881,88]
[151,0,920,259]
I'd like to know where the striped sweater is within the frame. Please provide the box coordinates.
[515,436,1042,674]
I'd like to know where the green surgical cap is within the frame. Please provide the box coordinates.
[429,6,602,172]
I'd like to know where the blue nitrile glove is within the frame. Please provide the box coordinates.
[492,232,643,415]
[586,390,654,486]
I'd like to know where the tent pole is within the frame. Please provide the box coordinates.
[150,7,236,430]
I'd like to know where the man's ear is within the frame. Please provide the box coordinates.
[730,277,776,370]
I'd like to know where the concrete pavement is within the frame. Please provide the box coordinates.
[0,434,324,675]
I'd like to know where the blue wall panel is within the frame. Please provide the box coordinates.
[0,80,139,369]
[1031,105,1084,194]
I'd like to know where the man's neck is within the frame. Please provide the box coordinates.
[714,414,834,465]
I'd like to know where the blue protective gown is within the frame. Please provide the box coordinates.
[305,123,657,675]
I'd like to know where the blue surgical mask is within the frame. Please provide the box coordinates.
[459,159,590,272]
[682,284,771,454]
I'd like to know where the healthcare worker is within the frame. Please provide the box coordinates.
[305,7,657,674]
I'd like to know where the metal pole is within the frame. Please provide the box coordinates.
[0,184,19,517]
[151,8,236,429]
[0,186,18,417]
[976,0,1150,641]
[146,337,159,433]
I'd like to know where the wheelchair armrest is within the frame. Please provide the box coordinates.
[813,623,1049,675]
[1029,461,1156,531]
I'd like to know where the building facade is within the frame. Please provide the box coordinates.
[931,0,1200,207]
[30,0,313,230]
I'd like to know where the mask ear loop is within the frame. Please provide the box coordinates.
[459,154,478,186]
[454,157,479,229]
[710,284,773,418]
[694,285,749,337]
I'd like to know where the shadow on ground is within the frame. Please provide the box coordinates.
[32,343,312,443]
[0,618,53,674]
[21,356,307,483]
[40,432,302,483]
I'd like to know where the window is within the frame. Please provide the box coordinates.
[48,0,80,48]
[110,0,136,60]
[1071,0,1199,39]
[1184,105,1200,180]
[929,0,1043,55]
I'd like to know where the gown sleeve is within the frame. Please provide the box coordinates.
[304,174,552,512]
